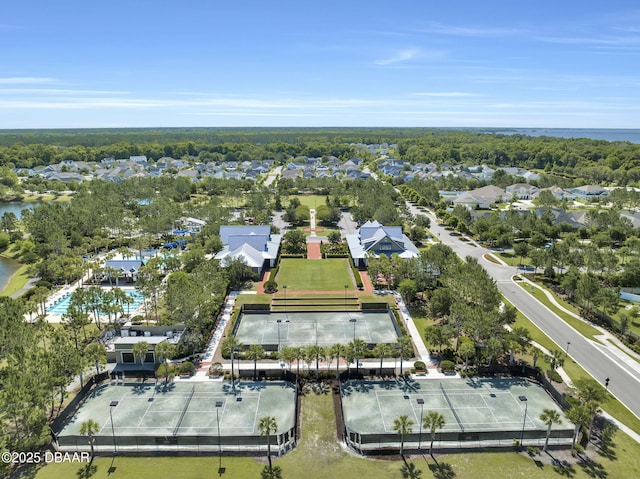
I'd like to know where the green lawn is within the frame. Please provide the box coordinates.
[275,258,354,291]
[517,282,603,341]
[287,195,327,209]
[509,299,640,435]
[33,389,640,479]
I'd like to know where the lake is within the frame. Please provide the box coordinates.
[0,255,20,293]
[0,202,34,292]
[0,201,35,219]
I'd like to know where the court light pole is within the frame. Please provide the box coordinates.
[215,400,223,474]
[231,347,239,393]
[349,318,357,341]
[344,285,348,312]
[519,395,528,446]
[417,398,425,450]
[109,400,119,454]
[283,285,287,319]
[277,319,282,352]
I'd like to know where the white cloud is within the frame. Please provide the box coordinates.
[374,48,421,65]
[0,77,58,85]
[411,92,482,97]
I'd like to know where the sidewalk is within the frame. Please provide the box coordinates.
[519,276,640,363]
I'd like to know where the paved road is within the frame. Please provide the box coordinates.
[406,201,640,419]
[337,211,357,237]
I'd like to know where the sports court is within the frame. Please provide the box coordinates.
[341,377,573,451]
[57,380,297,453]
[234,310,400,348]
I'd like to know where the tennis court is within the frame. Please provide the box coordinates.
[57,380,297,453]
[341,377,573,452]
[234,310,400,348]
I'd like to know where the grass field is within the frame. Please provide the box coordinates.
[287,195,326,209]
[33,389,640,479]
[275,258,354,291]
[517,282,603,341]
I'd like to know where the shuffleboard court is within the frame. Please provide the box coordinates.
[234,310,400,348]
[57,381,296,453]
[341,377,573,451]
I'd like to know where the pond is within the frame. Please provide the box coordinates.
[0,202,34,293]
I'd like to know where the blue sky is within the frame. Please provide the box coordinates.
[1,0,640,129]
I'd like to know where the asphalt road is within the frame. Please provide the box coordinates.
[406,201,640,419]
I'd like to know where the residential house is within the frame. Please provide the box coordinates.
[452,185,505,210]
[506,183,540,200]
[215,225,282,276]
[571,185,609,201]
[345,220,419,267]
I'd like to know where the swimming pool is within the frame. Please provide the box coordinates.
[46,288,146,316]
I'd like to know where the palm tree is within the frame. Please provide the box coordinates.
[372,343,389,377]
[246,344,266,380]
[154,341,177,385]
[132,341,150,366]
[279,346,297,371]
[292,346,304,376]
[348,339,368,376]
[393,415,414,456]
[80,419,100,460]
[328,343,344,379]
[85,342,106,378]
[573,378,608,441]
[565,404,590,450]
[423,411,446,456]
[539,408,561,452]
[305,345,325,380]
[258,416,278,470]
[397,336,414,377]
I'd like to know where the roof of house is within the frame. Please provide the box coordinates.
[104,259,144,273]
[347,220,419,260]
[219,225,271,244]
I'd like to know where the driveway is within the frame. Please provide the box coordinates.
[338,211,357,237]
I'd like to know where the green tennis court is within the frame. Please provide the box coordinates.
[341,377,573,451]
[234,310,400,348]
[57,381,297,453]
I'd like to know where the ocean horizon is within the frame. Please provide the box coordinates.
[491,128,640,144]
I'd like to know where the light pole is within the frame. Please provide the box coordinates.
[349,318,357,341]
[344,285,348,312]
[283,285,287,319]
[231,347,239,393]
[417,398,425,450]
[215,400,223,474]
[566,341,571,356]
[277,319,282,353]
[605,377,610,391]
[109,400,119,454]
[519,395,528,446]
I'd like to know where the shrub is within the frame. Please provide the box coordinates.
[263,280,278,293]
[440,360,455,372]
[547,368,562,383]
[414,361,426,370]
[208,362,223,376]
[179,361,196,376]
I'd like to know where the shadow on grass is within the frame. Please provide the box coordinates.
[578,458,608,479]
[547,452,576,477]
[76,463,97,479]
[401,462,423,478]
[427,462,456,479]
[596,420,618,461]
